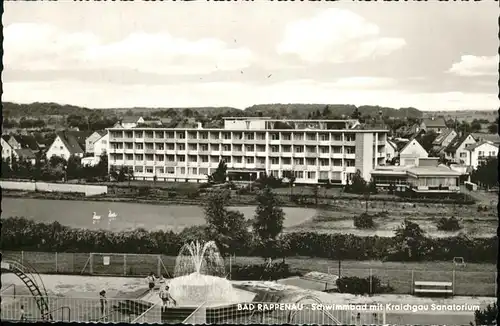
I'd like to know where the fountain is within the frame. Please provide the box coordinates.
[159,241,257,323]
[168,241,239,306]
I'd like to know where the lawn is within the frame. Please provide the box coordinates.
[3,251,496,297]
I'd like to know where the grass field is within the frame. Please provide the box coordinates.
[3,251,496,297]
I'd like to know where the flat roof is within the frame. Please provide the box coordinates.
[407,166,461,176]
[107,127,388,132]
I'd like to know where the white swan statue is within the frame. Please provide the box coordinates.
[92,212,101,225]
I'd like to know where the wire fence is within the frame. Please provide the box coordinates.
[1,251,496,297]
[0,295,389,324]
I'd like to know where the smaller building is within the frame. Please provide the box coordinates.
[385,139,398,162]
[444,133,476,164]
[46,132,88,160]
[420,117,447,134]
[1,136,14,163]
[398,137,428,166]
[406,166,460,193]
[85,130,107,154]
[465,141,499,169]
[117,116,144,129]
[13,148,37,165]
[93,133,109,157]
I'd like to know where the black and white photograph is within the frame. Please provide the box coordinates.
[1,1,498,325]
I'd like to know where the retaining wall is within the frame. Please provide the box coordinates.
[0,181,107,196]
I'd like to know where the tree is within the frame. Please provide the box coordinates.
[253,187,285,265]
[471,157,498,190]
[66,155,83,180]
[322,105,331,118]
[351,108,361,120]
[345,170,367,194]
[282,170,296,200]
[391,220,426,260]
[203,190,249,256]
[471,302,497,326]
[487,123,498,134]
[417,130,437,153]
[208,160,227,184]
[470,119,482,133]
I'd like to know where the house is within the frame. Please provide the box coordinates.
[46,131,89,160]
[465,141,499,169]
[13,148,36,165]
[85,130,107,154]
[431,128,458,156]
[93,132,109,157]
[395,123,421,138]
[420,117,447,134]
[118,116,144,129]
[398,137,428,166]
[5,134,40,152]
[472,133,500,145]
[1,135,14,162]
[385,139,398,162]
[444,133,476,165]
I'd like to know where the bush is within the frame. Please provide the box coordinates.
[1,217,497,263]
[336,276,393,295]
[167,192,177,198]
[436,216,462,231]
[231,262,301,281]
[471,302,497,326]
[353,213,375,229]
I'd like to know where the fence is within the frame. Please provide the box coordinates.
[326,267,497,297]
[0,295,388,324]
[0,180,107,196]
[2,251,496,297]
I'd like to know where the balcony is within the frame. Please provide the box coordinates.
[187,138,199,143]
[344,153,356,159]
[280,139,293,145]
[198,138,210,143]
[176,138,186,143]
[124,149,135,154]
[187,150,199,155]
[165,162,177,167]
[255,151,267,157]
[144,148,155,154]
[305,152,318,158]
[281,151,293,157]
[232,151,244,156]
[255,163,266,169]
[232,138,245,144]
[145,161,155,166]
[254,139,266,144]
[153,138,165,143]
[109,137,125,142]
[210,138,222,143]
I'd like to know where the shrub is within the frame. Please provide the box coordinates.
[167,192,177,198]
[436,216,462,231]
[231,262,301,281]
[471,302,497,326]
[336,276,393,295]
[353,213,375,229]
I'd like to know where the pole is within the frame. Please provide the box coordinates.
[411,270,414,294]
[338,260,341,278]
[157,256,161,277]
[55,252,58,273]
[452,270,455,295]
[369,269,373,295]
[124,254,127,276]
[89,253,94,275]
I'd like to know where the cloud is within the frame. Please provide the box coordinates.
[276,9,406,64]
[331,77,397,89]
[447,55,499,76]
[3,23,253,75]
[4,80,498,111]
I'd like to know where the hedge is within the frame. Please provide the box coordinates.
[1,217,496,263]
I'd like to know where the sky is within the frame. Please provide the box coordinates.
[3,1,499,111]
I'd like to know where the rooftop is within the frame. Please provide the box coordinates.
[407,166,461,176]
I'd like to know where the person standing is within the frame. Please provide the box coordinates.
[19,305,27,322]
[159,285,177,309]
[99,290,107,318]
[146,272,156,292]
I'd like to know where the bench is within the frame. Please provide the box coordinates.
[413,281,453,297]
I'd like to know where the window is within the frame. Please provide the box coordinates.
[210,156,219,163]
[271,133,280,140]
[134,166,143,172]
[201,156,209,163]
[320,146,329,154]
[294,158,304,165]
[306,158,316,165]
[156,167,164,174]
[282,158,291,165]
[223,133,231,140]
[191,168,198,175]
[294,146,304,153]
[201,144,209,151]
[319,171,329,179]
[166,167,175,174]
[135,143,143,150]
[200,133,208,140]
[177,132,185,139]
[271,146,279,153]
[271,157,279,165]
[178,155,185,162]
[188,156,197,162]
[246,133,254,140]
[294,134,304,140]
[307,172,316,179]
[294,171,304,179]
[234,156,242,163]
[135,154,143,161]
[246,157,254,164]
[211,144,220,151]
[223,145,231,151]
[167,155,175,162]
[180,167,186,174]
[156,143,164,150]
[460,152,467,158]
[199,168,208,175]
[282,133,291,140]
[177,144,185,151]
[320,159,329,166]
[222,156,231,163]
[146,168,153,173]
[156,155,164,161]
[320,134,329,141]
[246,145,254,152]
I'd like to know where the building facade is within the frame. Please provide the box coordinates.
[106,118,388,185]
[398,138,428,166]
[466,141,498,169]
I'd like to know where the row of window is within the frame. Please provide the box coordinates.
[109,154,356,166]
[109,131,363,142]
[114,166,344,180]
[110,143,359,154]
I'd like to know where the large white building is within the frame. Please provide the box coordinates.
[106,117,388,185]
